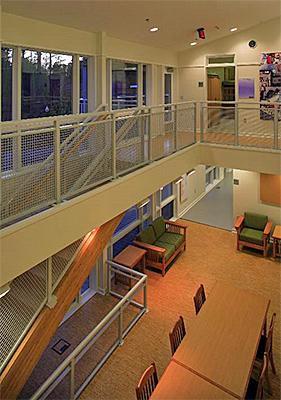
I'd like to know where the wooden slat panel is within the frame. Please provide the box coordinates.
[0,212,124,400]
[260,173,281,206]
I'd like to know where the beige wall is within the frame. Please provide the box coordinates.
[178,17,281,103]
[178,165,206,215]
[233,170,281,226]
[1,12,98,55]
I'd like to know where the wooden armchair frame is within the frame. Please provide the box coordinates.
[133,220,187,276]
[235,216,272,257]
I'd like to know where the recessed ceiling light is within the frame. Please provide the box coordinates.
[230,27,238,32]
[150,27,159,32]
[190,42,197,46]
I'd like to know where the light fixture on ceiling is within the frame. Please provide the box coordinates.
[190,41,197,46]
[186,169,196,176]
[150,27,159,32]
[230,27,238,32]
[160,187,163,191]
[137,198,150,208]
[0,282,11,298]
[174,177,184,185]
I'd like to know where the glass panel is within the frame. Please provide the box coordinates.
[162,201,174,220]
[206,171,211,186]
[143,219,149,229]
[112,60,138,110]
[161,183,173,201]
[113,226,140,257]
[81,275,90,294]
[143,65,146,105]
[1,47,13,121]
[208,56,235,64]
[114,205,139,235]
[143,204,148,215]
[21,50,73,119]
[79,56,88,113]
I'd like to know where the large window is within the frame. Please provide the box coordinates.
[143,65,147,106]
[114,205,139,236]
[1,47,13,121]
[79,56,88,113]
[21,50,73,119]
[112,60,138,110]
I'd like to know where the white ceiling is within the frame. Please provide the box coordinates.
[2,0,281,52]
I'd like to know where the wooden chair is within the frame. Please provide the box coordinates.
[246,353,268,400]
[193,284,206,315]
[136,362,158,400]
[255,313,276,395]
[169,316,186,355]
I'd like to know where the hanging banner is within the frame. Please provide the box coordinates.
[260,53,281,120]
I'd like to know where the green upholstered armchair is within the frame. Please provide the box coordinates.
[235,212,272,257]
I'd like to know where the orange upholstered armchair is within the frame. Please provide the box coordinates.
[235,212,272,257]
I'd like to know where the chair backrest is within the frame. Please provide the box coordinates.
[244,212,268,231]
[136,362,158,400]
[193,284,206,315]
[169,316,186,355]
[256,353,268,400]
[265,313,276,355]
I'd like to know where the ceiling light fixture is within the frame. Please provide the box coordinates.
[0,282,11,298]
[174,177,184,185]
[190,42,197,46]
[186,169,196,176]
[138,198,150,208]
[150,27,159,32]
[230,27,238,32]
[160,187,163,191]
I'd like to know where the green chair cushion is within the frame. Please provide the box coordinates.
[136,226,156,245]
[244,212,268,231]
[151,217,166,240]
[154,241,176,262]
[158,232,184,250]
[240,228,264,246]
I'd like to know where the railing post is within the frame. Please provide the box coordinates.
[174,104,178,151]
[143,281,148,312]
[46,257,57,309]
[140,112,145,162]
[112,113,117,179]
[200,102,204,142]
[118,307,124,346]
[193,102,197,143]
[54,119,61,203]
[273,104,278,150]
[70,359,75,400]
[234,103,239,146]
[148,108,153,162]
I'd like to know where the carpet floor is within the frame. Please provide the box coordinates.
[20,220,281,400]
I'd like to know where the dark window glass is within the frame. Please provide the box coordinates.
[143,219,149,229]
[112,60,138,110]
[1,47,13,121]
[21,50,73,119]
[164,73,172,121]
[161,183,173,201]
[142,204,148,215]
[81,275,90,294]
[162,201,174,220]
[143,65,146,105]
[79,56,88,113]
[113,226,140,257]
[114,205,139,235]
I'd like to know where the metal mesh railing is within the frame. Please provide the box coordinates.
[178,103,196,149]
[0,235,86,374]
[200,101,280,148]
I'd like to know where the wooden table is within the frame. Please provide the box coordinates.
[272,225,281,258]
[151,360,236,399]
[112,245,146,287]
[172,281,270,399]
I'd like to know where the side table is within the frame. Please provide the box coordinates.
[113,245,147,288]
[272,225,281,259]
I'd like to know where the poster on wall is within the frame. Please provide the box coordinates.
[238,78,255,99]
[260,53,281,120]
[180,174,188,203]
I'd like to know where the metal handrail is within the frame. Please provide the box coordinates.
[31,263,147,400]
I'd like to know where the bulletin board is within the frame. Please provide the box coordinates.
[260,173,281,205]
